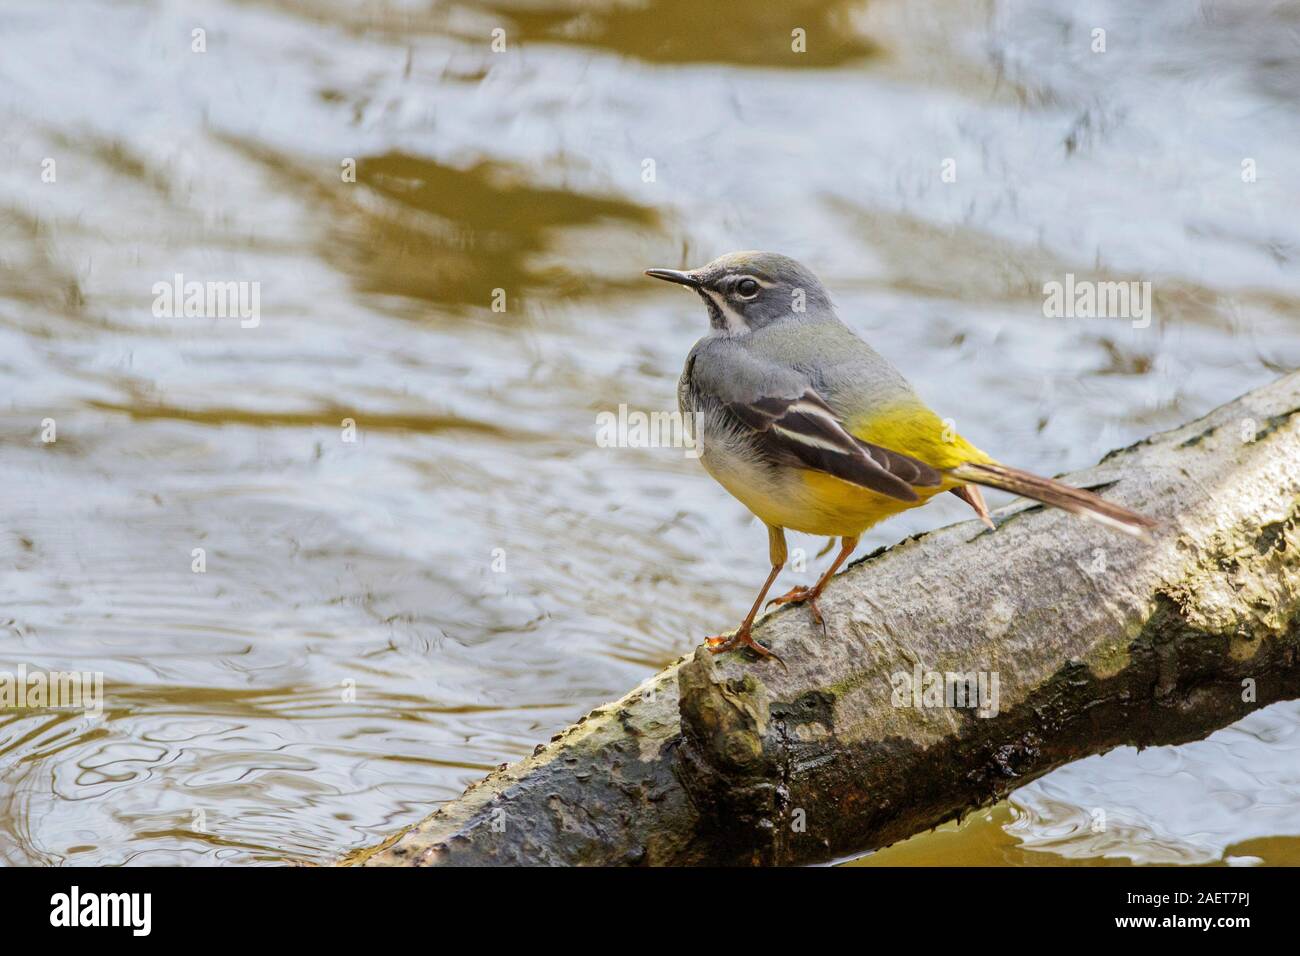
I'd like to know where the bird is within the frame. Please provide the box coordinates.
[646,251,1157,662]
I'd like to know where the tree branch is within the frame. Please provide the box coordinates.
[348,372,1300,866]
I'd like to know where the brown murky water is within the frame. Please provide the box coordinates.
[2,0,1298,865]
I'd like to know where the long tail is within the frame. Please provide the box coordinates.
[949,461,1158,538]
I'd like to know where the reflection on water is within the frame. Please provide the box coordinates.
[250,0,877,66]
[1,0,1298,864]
[854,701,1300,867]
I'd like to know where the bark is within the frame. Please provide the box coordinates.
[348,372,1300,866]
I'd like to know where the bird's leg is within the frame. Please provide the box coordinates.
[704,565,784,660]
[766,535,860,628]
[705,525,787,662]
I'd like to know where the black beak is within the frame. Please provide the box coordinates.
[644,268,701,288]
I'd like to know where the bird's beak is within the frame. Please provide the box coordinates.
[644,268,701,288]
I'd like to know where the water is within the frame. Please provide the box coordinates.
[1,0,1297,865]
[857,701,1300,866]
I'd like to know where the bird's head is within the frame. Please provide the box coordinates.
[645,251,831,335]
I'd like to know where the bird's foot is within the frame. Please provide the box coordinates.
[704,628,784,664]
[765,586,824,627]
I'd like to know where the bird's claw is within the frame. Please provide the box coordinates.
[704,630,784,665]
[766,585,812,608]
[766,586,824,628]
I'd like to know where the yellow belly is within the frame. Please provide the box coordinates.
[704,457,960,537]
[700,399,991,537]
[790,470,958,536]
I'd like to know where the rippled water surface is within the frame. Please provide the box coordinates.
[2,0,1298,865]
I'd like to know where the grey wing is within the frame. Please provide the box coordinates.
[685,340,940,502]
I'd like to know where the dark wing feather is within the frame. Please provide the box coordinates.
[726,390,941,502]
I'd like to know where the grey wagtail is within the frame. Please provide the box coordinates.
[646,251,1156,662]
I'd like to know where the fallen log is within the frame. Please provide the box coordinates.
[348,372,1300,866]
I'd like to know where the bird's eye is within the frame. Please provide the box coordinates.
[735,278,759,297]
